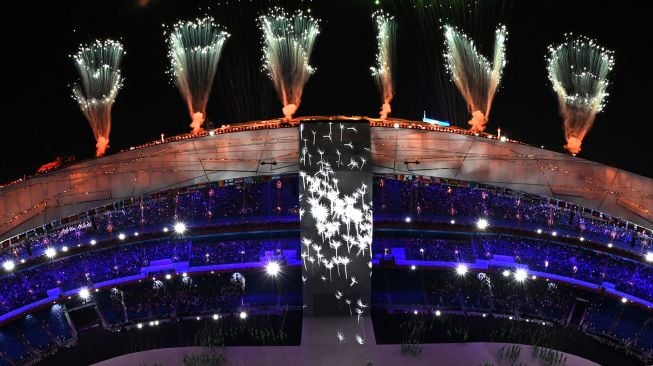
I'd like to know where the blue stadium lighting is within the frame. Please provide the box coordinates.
[118,233,126,240]
[45,247,57,258]
[476,218,489,230]
[2,260,15,272]
[455,263,468,276]
[174,222,187,234]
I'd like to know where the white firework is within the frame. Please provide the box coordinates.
[547,34,614,155]
[259,8,320,120]
[370,11,397,120]
[167,16,230,134]
[72,39,125,158]
[443,24,507,133]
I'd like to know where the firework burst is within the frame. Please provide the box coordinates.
[547,34,614,155]
[370,11,397,120]
[443,24,507,132]
[259,8,320,121]
[167,16,230,134]
[72,39,125,157]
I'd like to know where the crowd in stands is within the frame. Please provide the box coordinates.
[0,237,297,315]
[95,272,246,325]
[373,267,653,357]
[0,304,74,365]
[1,176,300,263]
[379,235,653,302]
[374,177,651,254]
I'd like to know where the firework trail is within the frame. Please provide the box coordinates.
[443,24,507,132]
[370,11,397,120]
[167,16,230,134]
[72,39,125,158]
[259,8,320,121]
[547,34,614,155]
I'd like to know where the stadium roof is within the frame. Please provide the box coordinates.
[1,116,651,241]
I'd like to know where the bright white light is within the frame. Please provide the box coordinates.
[61,246,69,253]
[213,314,219,320]
[79,288,90,300]
[500,135,507,143]
[165,274,172,280]
[239,311,248,319]
[134,232,139,237]
[209,130,215,136]
[182,272,188,278]
[509,316,513,320]
[45,248,57,258]
[163,227,169,233]
[154,320,159,325]
[118,233,126,240]
[531,275,537,280]
[149,321,154,326]
[544,260,549,268]
[502,270,510,277]
[413,310,418,315]
[455,263,468,276]
[393,123,399,128]
[645,252,653,262]
[90,239,97,245]
[20,259,25,264]
[579,237,584,242]
[536,229,542,234]
[137,323,143,329]
[621,297,628,303]
[2,260,15,272]
[404,216,411,223]
[476,218,489,230]
[410,265,416,271]
[514,268,528,282]
[551,231,557,237]
[608,243,613,248]
[266,261,281,276]
[435,310,441,316]
[482,313,487,318]
[450,219,455,224]
[196,316,201,320]
[174,222,187,234]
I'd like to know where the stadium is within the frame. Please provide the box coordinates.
[1,1,652,365]
[1,117,651,365]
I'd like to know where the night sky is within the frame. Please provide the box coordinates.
[1,0,651,182]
